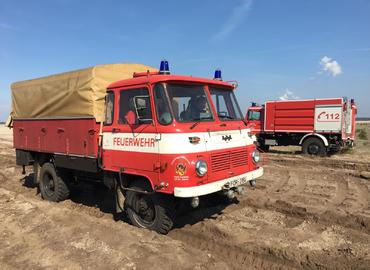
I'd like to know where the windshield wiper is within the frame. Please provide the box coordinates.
[190,121,200,130]
[189,117,213,129]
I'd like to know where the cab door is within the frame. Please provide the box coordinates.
[102,86,160,180]
[246,108,263,133]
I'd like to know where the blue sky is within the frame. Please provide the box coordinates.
[1,0,369,120]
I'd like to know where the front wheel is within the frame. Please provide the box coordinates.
[125,180,175,234]
[302,137,327,156]
[259,144,270,152]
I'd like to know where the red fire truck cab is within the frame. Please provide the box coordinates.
[245,98,357,155]
[11,62,263,234]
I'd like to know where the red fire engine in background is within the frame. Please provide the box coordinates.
[11,61,263,234]
[245,98,357,156]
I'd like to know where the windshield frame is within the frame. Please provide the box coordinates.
[209,87,244,121]
[153,83,174,126]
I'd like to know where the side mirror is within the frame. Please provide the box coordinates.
[134,96,153,124]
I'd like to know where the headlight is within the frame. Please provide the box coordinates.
[195,160,208,176]
[252,150,261,163]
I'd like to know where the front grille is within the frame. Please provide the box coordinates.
[211,149,248,173]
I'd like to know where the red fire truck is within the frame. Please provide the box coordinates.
[10,62,263,234]
[246,98,357,155]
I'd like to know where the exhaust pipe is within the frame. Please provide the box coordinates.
[226,189,235,200]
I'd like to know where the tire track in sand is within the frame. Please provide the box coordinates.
[169,229,297,270]
[330,174,349,208]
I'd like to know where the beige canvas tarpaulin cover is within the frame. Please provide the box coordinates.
[11,63,157,122]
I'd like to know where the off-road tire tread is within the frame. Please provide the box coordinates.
[259,144,270,152]
[302,137,327,156]
[39,163,70,202]
[125,180,175,234]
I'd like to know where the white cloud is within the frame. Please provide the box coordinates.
[213,0,253,40]
[279,89,299,101]
[320,56,342,77]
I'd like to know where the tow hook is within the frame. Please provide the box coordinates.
[221,189,235,200]
[234,186,245,195]
[249,179,256,188]
[190,196,200,208]
[220,186,245,200]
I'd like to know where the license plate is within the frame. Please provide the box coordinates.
[225,176,248,188]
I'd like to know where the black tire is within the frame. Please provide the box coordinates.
[125,180,175,234]
[39,163,70,202]
[259,144,270,152]
[302,137,327,156]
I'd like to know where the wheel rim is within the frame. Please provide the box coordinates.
[308,144,319,154]
[132,194,156,226]
[42,172,56,197]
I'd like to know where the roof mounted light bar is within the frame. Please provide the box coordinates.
[214,69,222,80]
[159,60,170,74]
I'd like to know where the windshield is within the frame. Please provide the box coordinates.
[248,110,261,120]
[210,87,243,121]
[165,84,214,122]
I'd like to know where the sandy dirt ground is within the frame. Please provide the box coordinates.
[0,124,369,270]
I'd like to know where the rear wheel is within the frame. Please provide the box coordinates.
[302,137,327,156]
[125,180,175,234]
[39,163,70,202]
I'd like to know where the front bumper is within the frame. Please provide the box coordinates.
[173,167,264,198]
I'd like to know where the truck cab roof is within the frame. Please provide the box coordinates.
[107,73,235,90]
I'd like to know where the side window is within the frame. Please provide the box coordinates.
[104,92,114,125]
[119,88,152,124]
